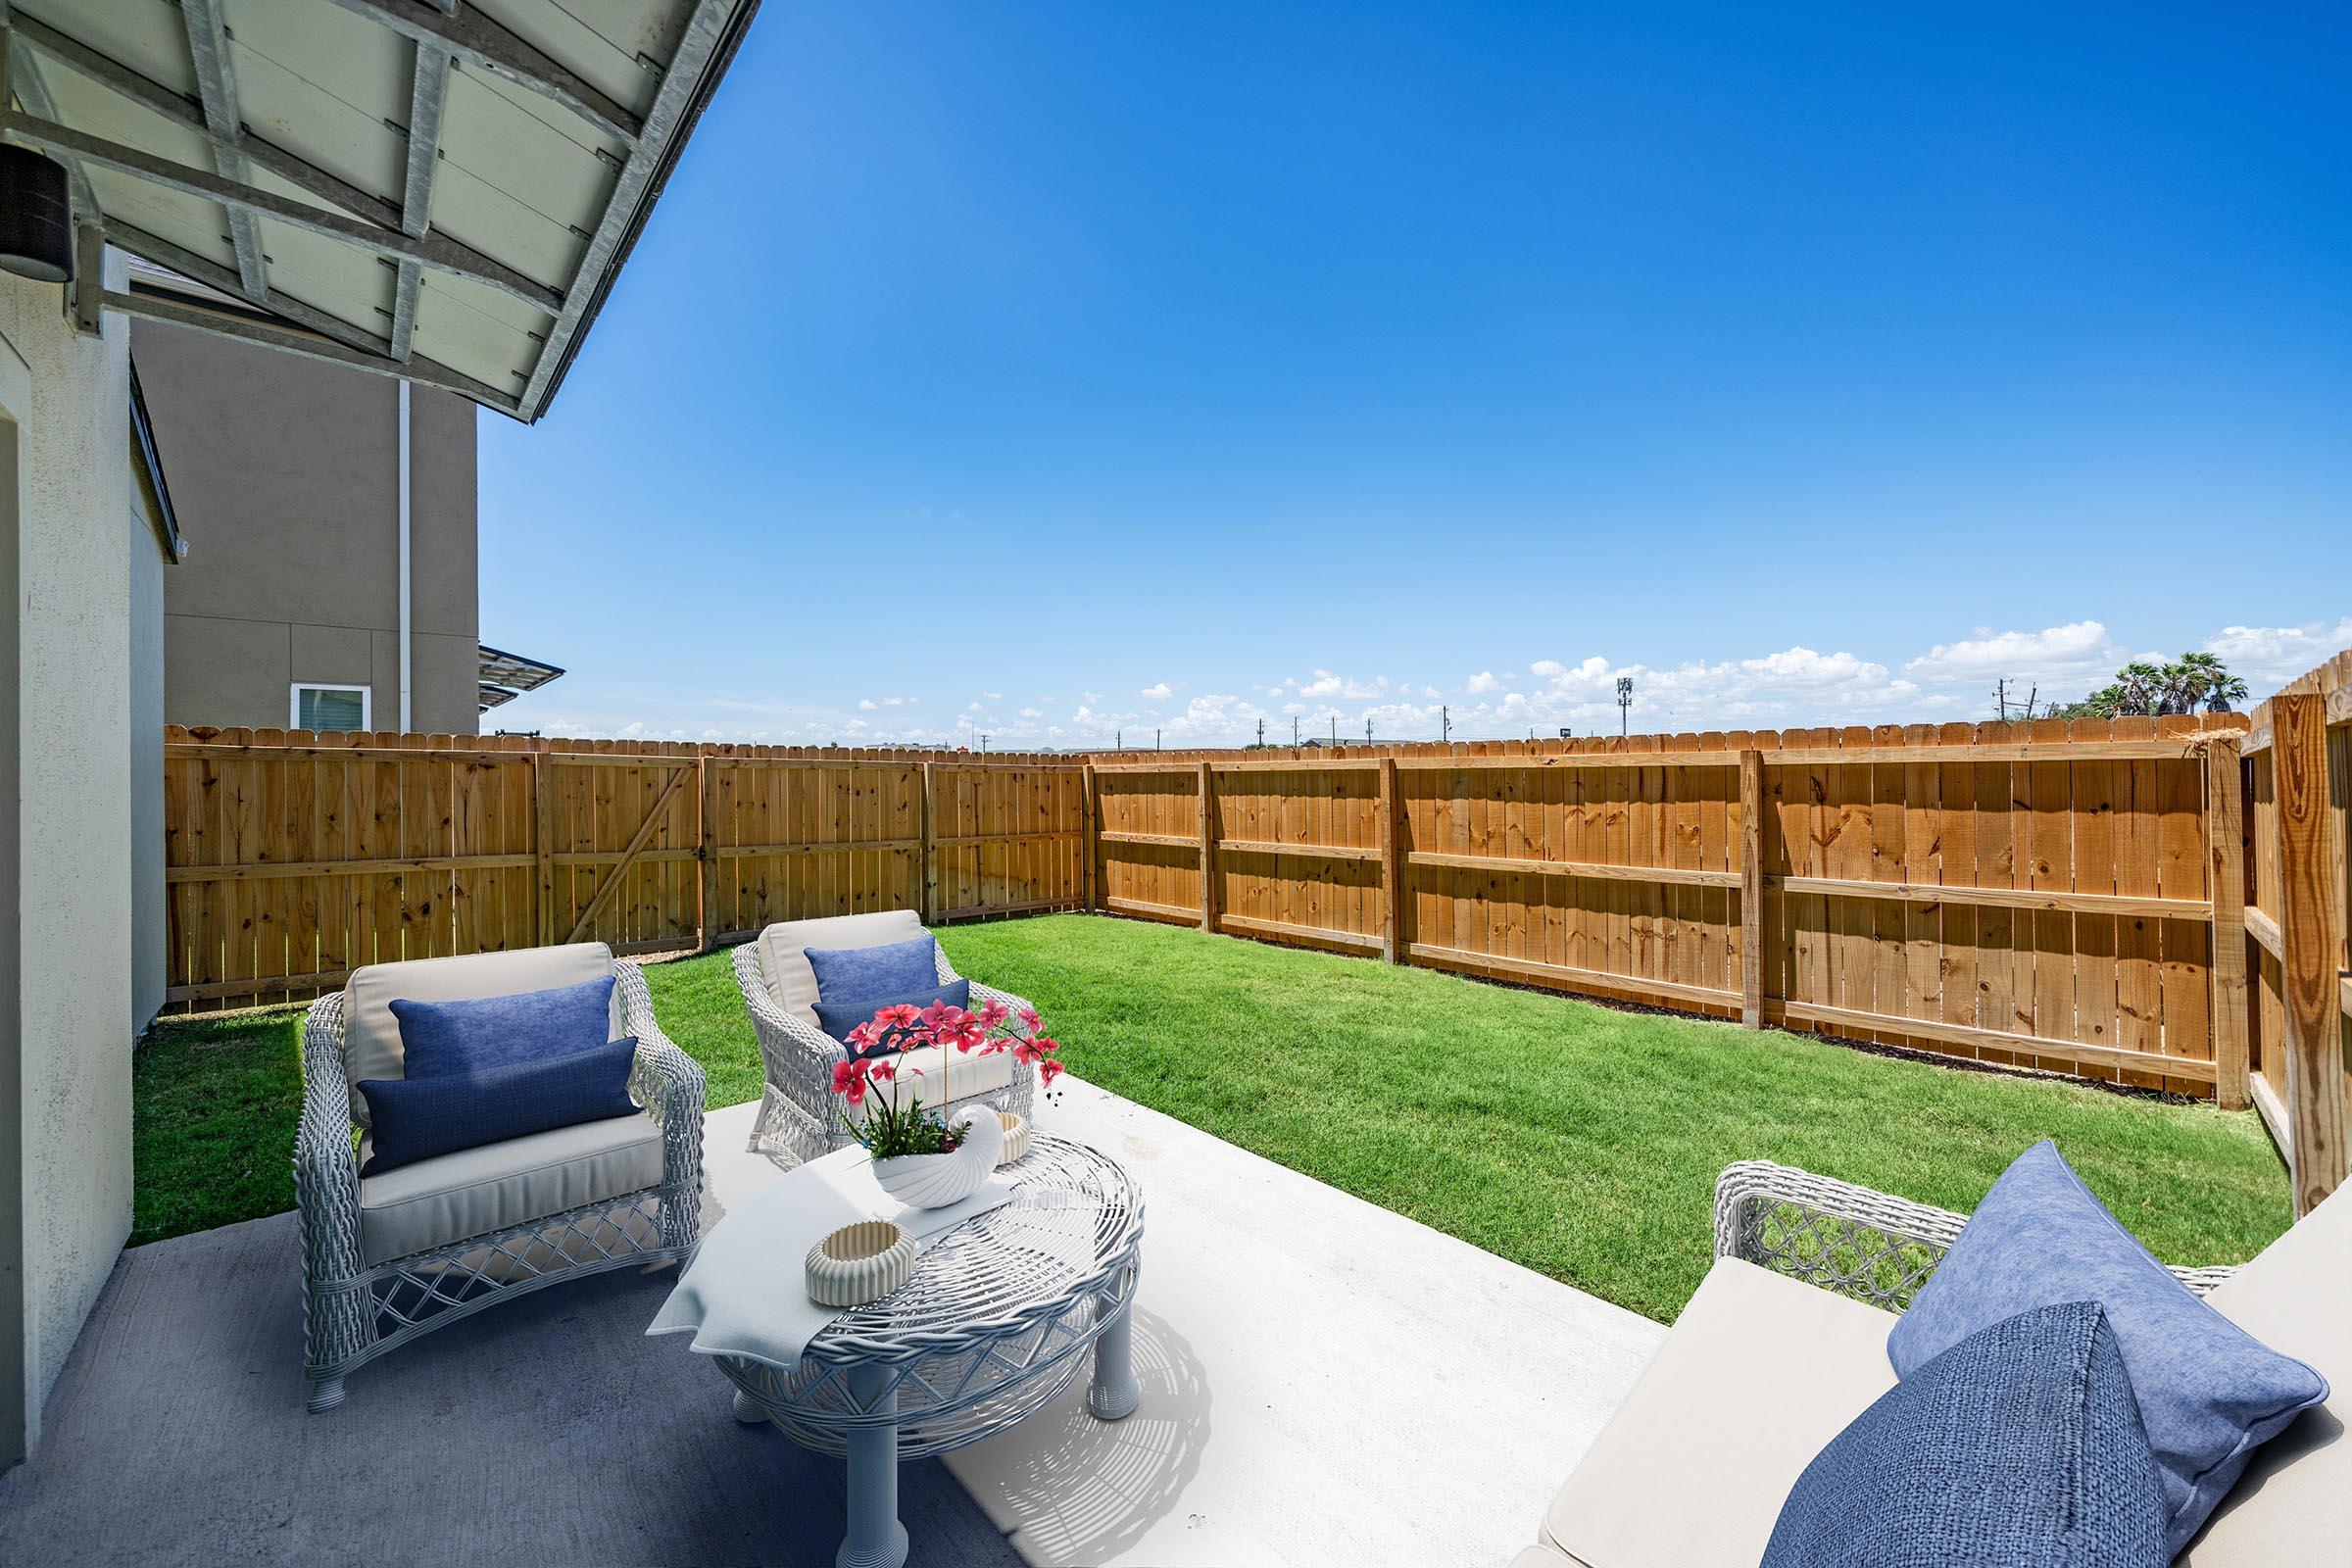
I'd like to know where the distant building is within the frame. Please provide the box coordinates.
[131,269,561,732]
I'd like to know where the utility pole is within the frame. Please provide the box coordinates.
[1365,717,1374,744]
[1255,717,1266,748]
[1330,714,1338,745]
[1115,728,1122,750]
[1441,705,1450,744]
[1154,728,1161,751]
[1616,675,1635,737]
[1292,715,1300,747]
[978,733,989,753]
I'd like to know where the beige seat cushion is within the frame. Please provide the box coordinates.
[342,943,620,1123]
[852,1043,1014,1115]
[358,1110,663,1265]
[2178,1186,2348,1565]
[1541,1257,1897,1568]
[757,910,933,1023]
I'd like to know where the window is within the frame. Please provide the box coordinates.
[292,683,370,732]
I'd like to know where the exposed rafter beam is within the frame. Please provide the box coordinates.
[176,0,266,299]
[12,8,405,233]
[0,110,564,313]
[98,287,520,416]
[320,0,644,147]
[520,0,733,415]
[1,14,100,229]
[107,217,390,361]
[390,42,451,363]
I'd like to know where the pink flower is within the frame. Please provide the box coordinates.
[845,1021,877,1052]
[869,1057,897,1082]
[1039,1058,1065,1089]
[1011,1036,1050,1066]
[976,999,1010,1028]
[1018,1006,1041,1033]
[830,1057,870,1106]
[875,1003,923,1030]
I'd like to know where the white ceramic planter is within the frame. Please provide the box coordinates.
[805,1219,914,1307]
[870,1105,1003,1209]
[996,1110,1030,1166]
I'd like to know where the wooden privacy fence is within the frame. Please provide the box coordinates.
[163,728,1087,1010]
[162,666,2352,1213]
[1094,716,2248,1102]
[2238,652,2352,1216]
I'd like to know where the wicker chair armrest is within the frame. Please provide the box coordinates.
[1714,1159,2237,1308]
[616,959,705,1215]
[295,993,366,1283]
[732,941,850,1078]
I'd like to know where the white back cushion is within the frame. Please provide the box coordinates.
[757,909,932,1023]
[342,942,619,1123]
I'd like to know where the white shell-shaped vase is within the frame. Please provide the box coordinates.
[870,1105,1003,1209]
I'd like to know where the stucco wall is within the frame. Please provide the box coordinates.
[129,510,165,1035]
[0,258,136,1451]
[132,323,480,733]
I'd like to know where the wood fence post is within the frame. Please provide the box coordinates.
[1198,760,1217,933]
[697,757,717,953]
[1379,757,1405,962]
[2273,692,2346,1215]
[2205,738,2250,1110]
[533,752,555,947]
[1740,749,1765,1028]
[920,761,938,924]
[1081,763,1098,912]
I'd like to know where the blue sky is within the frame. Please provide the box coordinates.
[479,2,2351,747]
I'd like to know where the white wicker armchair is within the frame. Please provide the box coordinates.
[297,954,704,1412]
[1712,1158,2239,1307]
[732,918,1037,1167]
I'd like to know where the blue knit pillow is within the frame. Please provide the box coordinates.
[1764,1300,2168,1568]
[813,979,972,1056]
[1888,1142,2327,1552]
[804,935,940,1004]
[358,1037,641,1175]
[389,974,616,1078]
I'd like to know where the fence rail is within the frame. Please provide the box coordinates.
[160,662,2352,1214]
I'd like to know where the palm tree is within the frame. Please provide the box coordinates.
[2203,671,2250,712]
[2115,662,2166,716]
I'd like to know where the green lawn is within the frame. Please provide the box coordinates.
[134,912,2292,1322]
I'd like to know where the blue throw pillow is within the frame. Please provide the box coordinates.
[358,1037,641,1176]
[389,974,616,1078]
[1766,1300,2168,1567]
[1887,1141,2327,1553]
[804,935,940,1004]
[813,979,971,1056]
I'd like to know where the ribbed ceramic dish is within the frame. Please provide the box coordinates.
[805,1219,915,1308]
[996,1110,1030,1166]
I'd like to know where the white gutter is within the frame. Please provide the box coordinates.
[398,380,413,731]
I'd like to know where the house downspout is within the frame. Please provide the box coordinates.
[398,381,412,732]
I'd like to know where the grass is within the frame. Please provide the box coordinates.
[134,913,2292,1322]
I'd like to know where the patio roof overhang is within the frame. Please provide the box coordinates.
[1,0,758,423]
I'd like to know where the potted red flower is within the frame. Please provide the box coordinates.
[829,997,1064,1207]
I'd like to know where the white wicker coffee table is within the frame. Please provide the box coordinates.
[716,1135,1146,1568]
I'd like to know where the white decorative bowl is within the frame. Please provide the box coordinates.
[996,1110,1030,1166]
[805,1219,914,1308]
[870,1106,1002,1209]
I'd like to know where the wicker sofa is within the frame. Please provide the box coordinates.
[731,909,1038,1167]
[297,943,705,1411]
[1509,1161,2344,1567]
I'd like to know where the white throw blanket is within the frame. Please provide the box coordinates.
[646,1145,1017,1373]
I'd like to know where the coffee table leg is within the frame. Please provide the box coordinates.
[1088,1291,1141,1420]
[731,1388,769,1424]
[838,1364,907,1568]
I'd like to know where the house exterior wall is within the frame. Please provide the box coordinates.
[0,256,137,1460]
[129,506,165,1035]
[131,322,479,734]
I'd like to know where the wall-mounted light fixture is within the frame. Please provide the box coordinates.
[0,144,74,283]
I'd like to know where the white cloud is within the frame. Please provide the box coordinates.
[983,691,1003,700]
[1018,707,1043,718]
[1291,668,1389,700]
[1082,692,1102,705]
[1902,621,2116,681]
[966,701,984,711]
[858,699,877,710]
[1140,681,1172,701]
[2201,618,2352,690]
[1464,670,1504,695]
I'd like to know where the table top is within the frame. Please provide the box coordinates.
[800,1133,1146,1366]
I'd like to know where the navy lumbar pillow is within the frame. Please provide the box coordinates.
[1764,1300,2168,1568]
[389,974,616,1078]
[804,934,940,1005]
[813,979,971,1056]
[358,1037,641,1175]
[1886,1141,2327,1553]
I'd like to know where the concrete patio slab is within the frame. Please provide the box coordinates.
[702,1079,1667,1568]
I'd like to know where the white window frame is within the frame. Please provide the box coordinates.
[290,682,371,731]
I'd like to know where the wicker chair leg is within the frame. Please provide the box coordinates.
[307,1374,347,1413]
